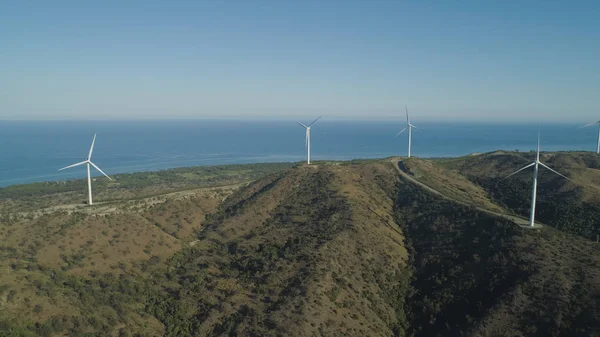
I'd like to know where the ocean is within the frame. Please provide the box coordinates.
[0,120,596,187]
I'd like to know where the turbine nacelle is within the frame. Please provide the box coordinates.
[502,133,571,182]
[58,159,112,180]
[296,115,321,130]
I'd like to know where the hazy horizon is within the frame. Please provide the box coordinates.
[1,1,599,122]
[0,117,598,124]
[3,113,599,123]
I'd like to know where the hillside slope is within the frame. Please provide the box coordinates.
[0,163,292,336]
[2,158,600,336]
[395,174,600,337]
[436,151,600,239]
[398,157,505,213]
[147,161,410,336]
[0,185,236,336]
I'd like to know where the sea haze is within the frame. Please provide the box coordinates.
[0,120,595,187]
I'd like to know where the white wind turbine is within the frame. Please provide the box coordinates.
[394,106,417,157]
[58,134,112,205]
[501,132,571,227]
[579,120,600,154]
[297,116,322,165]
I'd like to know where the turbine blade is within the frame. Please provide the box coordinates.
[308,115,322,127]
[409,123,417,129]
[539,162,573,182]
[405,106,409,124]
[499,162,536,182]
[89,161,112,180]
[58,160,88,171]
[297,121,308,128]
[578,122,598,129]
[88,133,97,160]
[394,127,407,138]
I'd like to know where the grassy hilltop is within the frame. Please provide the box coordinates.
[1,155,600,336]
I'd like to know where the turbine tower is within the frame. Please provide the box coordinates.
[501,132,571,227]
[579,120,600,154]
[394,106,417,157]
[59,134,112,205]
[297,116,322,165]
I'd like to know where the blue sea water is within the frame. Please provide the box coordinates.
[0,120,597,187]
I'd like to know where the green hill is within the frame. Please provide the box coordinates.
[1,157,600,336]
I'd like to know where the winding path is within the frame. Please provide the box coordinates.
[391,158,542,229]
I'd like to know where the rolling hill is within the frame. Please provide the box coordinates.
[1,155,600,336]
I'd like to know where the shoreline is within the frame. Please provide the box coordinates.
[1,149,593,189]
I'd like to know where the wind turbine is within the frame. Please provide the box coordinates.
[501,132,571,227]
[394,106,417,157]
[579,120,600,154]
[297,116,322,165]
[59,134,112,205]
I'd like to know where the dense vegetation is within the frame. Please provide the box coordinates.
[396,181,528,336]
[0,269,152,337]
[471,174,600,239]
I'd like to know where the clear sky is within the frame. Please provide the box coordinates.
[1,1,598,121]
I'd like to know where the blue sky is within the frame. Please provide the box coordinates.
[1,1,598,121]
